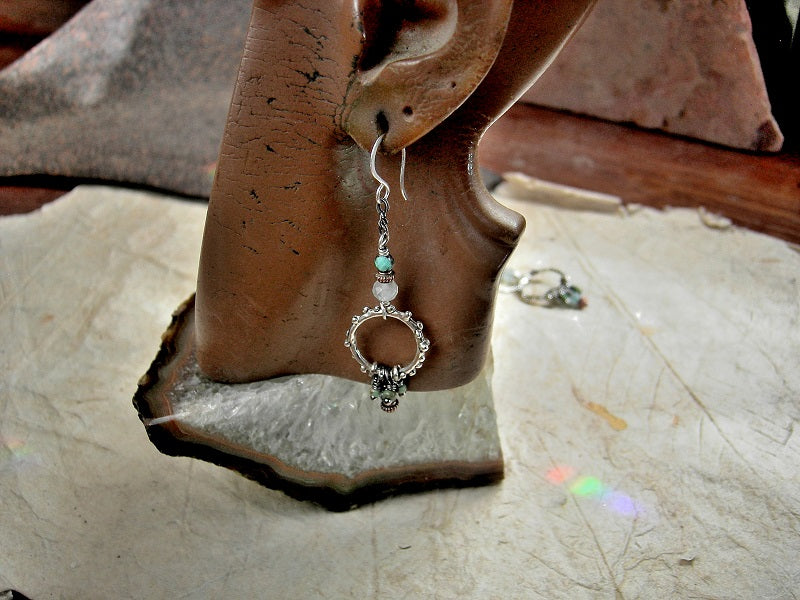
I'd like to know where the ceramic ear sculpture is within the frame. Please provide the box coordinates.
[194,0,598,391]
[135,0,597,507]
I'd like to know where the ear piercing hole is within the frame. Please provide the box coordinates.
[376,111,389,135]
[402,105,414,118]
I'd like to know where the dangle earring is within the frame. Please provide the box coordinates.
[344,134,430,413]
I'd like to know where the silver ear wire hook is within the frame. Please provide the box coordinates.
[370,135,409,204]
[399,147,409,202]
[370,134,390,206]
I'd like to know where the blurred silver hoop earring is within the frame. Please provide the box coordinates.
[500,267,586,309]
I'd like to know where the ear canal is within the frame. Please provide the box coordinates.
[343,0,514,153]
[358,1,453,72]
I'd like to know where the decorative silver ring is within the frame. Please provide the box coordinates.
[344,303,430,378]
[518,268,568,304]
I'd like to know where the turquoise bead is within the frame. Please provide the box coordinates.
[560,285,583,308]
[374,254,394,273]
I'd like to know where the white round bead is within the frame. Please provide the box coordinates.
[372,280,398,302]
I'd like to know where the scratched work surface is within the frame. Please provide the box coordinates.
[1,186,798,599]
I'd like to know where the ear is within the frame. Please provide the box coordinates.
[342,0,514,153]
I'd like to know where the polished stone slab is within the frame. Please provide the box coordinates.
[524,0,783,151]
[0,0,250,197]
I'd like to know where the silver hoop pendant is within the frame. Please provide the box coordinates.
[345,303,430,412]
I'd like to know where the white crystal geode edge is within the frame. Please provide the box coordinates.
[166,354,502,481]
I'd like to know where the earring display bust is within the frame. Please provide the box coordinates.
[135,0,597,508]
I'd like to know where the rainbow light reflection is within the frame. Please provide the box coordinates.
[546,465,642,517]
[0,437,40,472]
[203,162,217,182]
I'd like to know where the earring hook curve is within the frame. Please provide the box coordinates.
[370,134,409,203]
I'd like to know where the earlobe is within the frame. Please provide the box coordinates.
[342,0,513,152]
